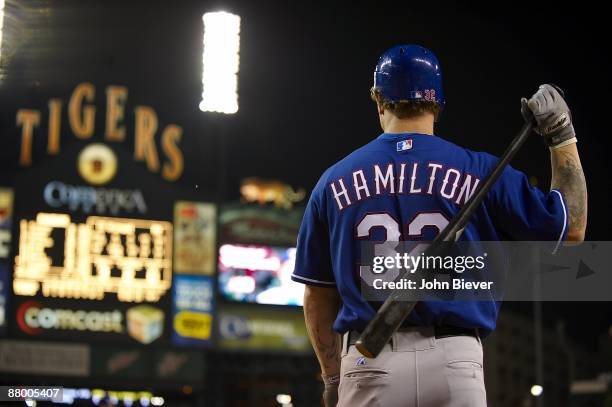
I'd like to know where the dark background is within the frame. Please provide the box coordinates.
[0,0,610,375]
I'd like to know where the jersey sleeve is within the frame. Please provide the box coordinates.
[292,184,336,287]
[486,165,568,250]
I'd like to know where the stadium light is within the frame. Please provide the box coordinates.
[151,396,165,406]
[276,394,292,405]
[200,11,241,114]
[0,0,5,63]
[530,384,544,397]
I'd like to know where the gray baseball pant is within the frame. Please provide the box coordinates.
[338,327,487,407]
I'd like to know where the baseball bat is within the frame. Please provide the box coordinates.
[355,112,539,358]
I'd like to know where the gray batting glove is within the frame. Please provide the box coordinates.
[521,84,577,149]
[322,374,339,407]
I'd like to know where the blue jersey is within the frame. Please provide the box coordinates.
[292,132,568,336]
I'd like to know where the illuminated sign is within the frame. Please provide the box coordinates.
[14,213,172,302]
[220,244,284,271]
[218,306,310,352]
[173,202,216,275]
[172,275,214,347]
[16,82,184,182]
[126,305,164,345]
[0,231,9,259]
[219,203,304,247]
[240,177,305,209]
[174,311,212,340]
[0,188,12,334]
[17,300,123,335]
[221,315,296,339]
[77,143,118,186]
[218,244,304,306]
[0,188,13,259]
[43,181,147,214]
[15,300,165,345]
[0,265,8,332]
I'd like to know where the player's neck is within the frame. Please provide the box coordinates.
[381,113,435,136]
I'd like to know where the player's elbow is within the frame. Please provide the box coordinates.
[304,284,340,306]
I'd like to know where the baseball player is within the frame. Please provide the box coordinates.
[292,45,587,407]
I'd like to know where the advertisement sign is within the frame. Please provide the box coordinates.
[239,177,305,209]
[174,201,216,275]
[172,275,214,347]
[91,347,148,379]
[90,346,204,382]
[0,264,8,333]
[219,204,304,247]
[0,339,90,377]
[0,188,14,335]
[218,306,310,353]
[13,298,166,345]
[155,348,205,381]
[0,188,13,260]
[43,180,148,215]
[126,305,165,345]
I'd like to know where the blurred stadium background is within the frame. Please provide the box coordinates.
[0,1,610,406]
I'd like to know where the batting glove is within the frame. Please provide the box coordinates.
[521,84,577,149]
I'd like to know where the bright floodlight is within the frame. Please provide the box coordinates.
[200,11,241,114]
[151,397,165,406]
[0,0,5,63]
[276,394,292,405]
[530,384,544,397]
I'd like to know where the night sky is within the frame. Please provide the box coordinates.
[1,0,610,348]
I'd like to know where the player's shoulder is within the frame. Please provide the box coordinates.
[458,145,499,169]
[429,134,490,159]
[439,137,504,173]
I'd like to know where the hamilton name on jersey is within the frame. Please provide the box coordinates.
[329,161,481,211]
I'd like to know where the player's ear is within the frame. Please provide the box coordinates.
[371,88,385,116]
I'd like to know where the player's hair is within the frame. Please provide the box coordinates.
[370,88,440,119]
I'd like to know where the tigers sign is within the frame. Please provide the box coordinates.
[16,82,184,182]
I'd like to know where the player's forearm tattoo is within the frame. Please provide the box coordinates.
[551,150,587,234]
[304,290,341,374]
[313,326,341,372]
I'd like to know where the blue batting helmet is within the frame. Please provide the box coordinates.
[373,45,445,109]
